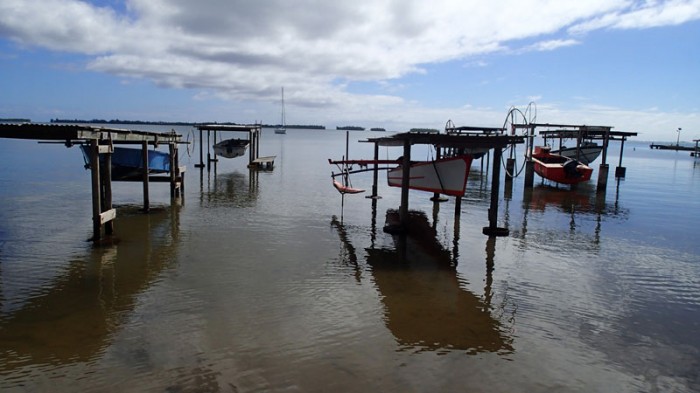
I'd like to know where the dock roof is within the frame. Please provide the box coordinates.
[0,123,182,144]
[363,130,524,148]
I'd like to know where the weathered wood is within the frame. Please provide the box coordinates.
[141,141,150,211]
[99,208,116,224]
[399,139,411,227]
[89,140,102,240]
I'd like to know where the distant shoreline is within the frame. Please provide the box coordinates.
[49,119,326,129]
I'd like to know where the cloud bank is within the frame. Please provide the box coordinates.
[1,0,699,134]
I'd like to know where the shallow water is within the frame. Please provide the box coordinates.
[1,127,698,392]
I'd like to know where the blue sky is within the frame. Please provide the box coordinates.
[1,0,699,141]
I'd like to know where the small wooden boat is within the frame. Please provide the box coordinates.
[531,146,592,185]
[387,155,473,197]
[552,141,602,165]
[332,179,365,194]
[80,145,170,181]
[213,138,249,159]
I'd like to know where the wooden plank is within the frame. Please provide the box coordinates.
[99,208,116,224]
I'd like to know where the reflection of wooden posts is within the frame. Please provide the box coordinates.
[615,138,627,178]
[142,141,150,212]
[483,146,508,236]
[399,139,411,226]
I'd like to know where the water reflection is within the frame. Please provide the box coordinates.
[512,183,628,251]
[333,209,513,355]
[199,170,259,208]
[0,206,180,372]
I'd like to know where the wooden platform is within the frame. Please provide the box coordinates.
[249,155,276,170]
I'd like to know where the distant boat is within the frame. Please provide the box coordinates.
[80,145,170,181]
[275,87,286,134]
[387,155,474,196]
[552,141,602,165]
[213,138,249,159]
[370,127,386,132]
[531,146,592,185]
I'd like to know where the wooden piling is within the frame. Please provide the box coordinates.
[399,139,411,227]
[483,146,509,236]
[141,141,150,212]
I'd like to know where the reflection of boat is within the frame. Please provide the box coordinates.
[387,155,473,196]
[274,87,286,134]
[364,210,513,353]
[552,141,602,165]
[213,138,249,159]
[80,145,170,181]
[531,146,592,185]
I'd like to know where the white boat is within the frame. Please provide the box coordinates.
[213,138,249,159]
[274,87,286,134]
[387,155,473,197]
[552,141,602,165]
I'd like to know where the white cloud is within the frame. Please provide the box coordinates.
[1,0,699,138]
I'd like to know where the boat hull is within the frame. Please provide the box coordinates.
[387,155,473,196]
[531,147,592,185]
[552,143,602,165]
[213,138,249,159]
[80,145,171,181]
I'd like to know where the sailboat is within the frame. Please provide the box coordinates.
[274,87,286,134]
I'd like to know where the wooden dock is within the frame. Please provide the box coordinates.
[0,123,185,241]
[359,129,524,236]
[650,143,695,151]
[195,124,264,170]
[249,155,276,170]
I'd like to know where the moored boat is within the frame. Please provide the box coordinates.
[387,155,473,196]
[213,138,249,159]
[531,146,592,185]
[552,141,602,165]
[80,145,170,181]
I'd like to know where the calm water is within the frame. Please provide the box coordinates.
[1,126,698,392]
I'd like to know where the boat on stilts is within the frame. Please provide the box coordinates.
[530,146,593,185]
[328,155,473,197]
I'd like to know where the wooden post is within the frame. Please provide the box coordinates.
[89,140,102,240]
[615,138,627,178]
[142,141,150,212]
[483,145,508,236]
[169,143,177,197]
[103,145,113,235]
[196,128,204,168]
[431,146,447,202]
[399,139,411,227]
[597,130,610,192]
[367,141,380,199]
[206,130,211,171]
[524,125,535,188]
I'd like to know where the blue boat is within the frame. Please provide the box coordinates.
[80,145,171,181]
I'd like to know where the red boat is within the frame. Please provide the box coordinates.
[531,146,593,185]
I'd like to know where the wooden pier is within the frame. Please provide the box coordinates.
[649,143,695,151]
[195,124,274,170]
[361,130,524,237]
[0,123,185,241]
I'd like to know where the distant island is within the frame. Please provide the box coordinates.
[370,127,386,132]
[0,118,31,123]
[50,118,325,129]
[336,126,366,131]
[409,128,439,133]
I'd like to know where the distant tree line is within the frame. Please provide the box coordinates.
[0,118,31,123]
[50,118,326,129]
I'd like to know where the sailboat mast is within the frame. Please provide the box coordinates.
[281,87,285,126]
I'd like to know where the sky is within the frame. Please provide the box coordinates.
[1,0,699,141]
